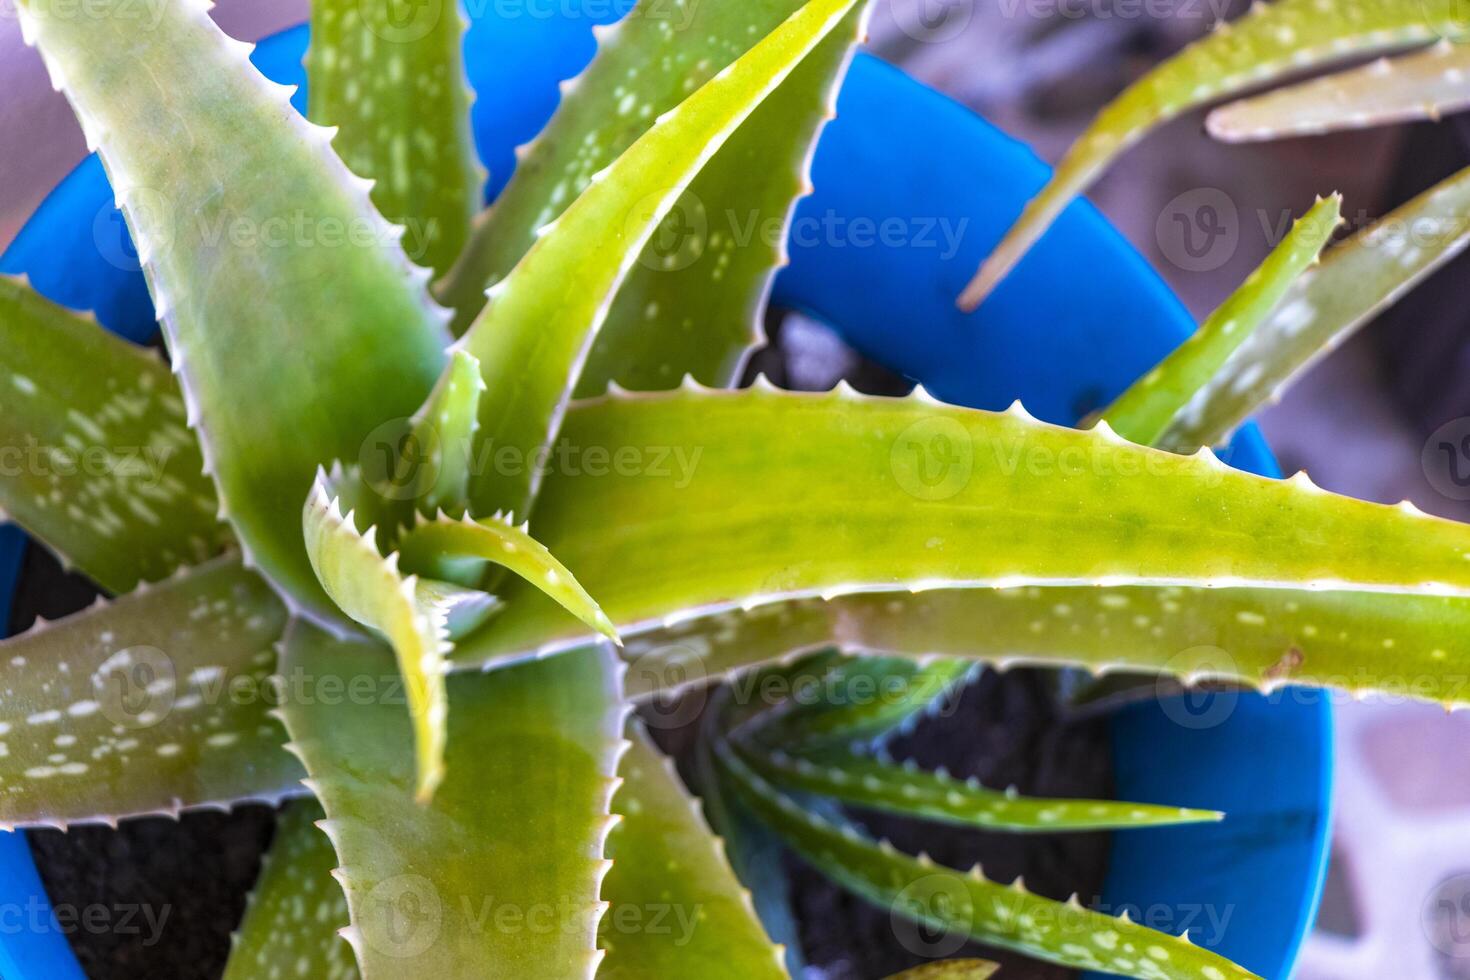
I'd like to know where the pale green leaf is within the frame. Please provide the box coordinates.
[396,512,617,641]
[599,722,786,979]
[960,0,1456,308]
[0,557,298,828]
[224,799,357,980]
[307,0,481,277]
[731,741,1222,832]
[440,0,865,392]
[17,0,450,619]
[1209,40,1470,142]
[716,742,1256,979]
[459,385,1470,666]
[0,275,228,591]
[1103,195,1342,447]
[1162,165,1470,450]
[455,0,865,518]
[277,625,626,978]
[303,472,451,802]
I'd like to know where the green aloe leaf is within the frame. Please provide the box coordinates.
[303,463,619,798]
[396,513,618,642]
[277,625,627,978]
[731,740,1222,832]
[303,473,453,802]
[441,0,865,393]
[609,583,1470,710]
[1102,195,1342,447]
[307,0,481,278]
[459,385,1470,665]
[0,275,228,592]
[1209,40,1470,142]
[599,722,785,979]
[762,655,978,751]
[716,742,1255,979]
[959,0,1456,309]
[0,557,298,829]
[883,961,1000,979]
[224,799,358,980]
[1162,165,1470,450]
[456,0,864,518]
[17,0,450,619]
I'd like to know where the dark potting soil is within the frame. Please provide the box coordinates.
[13,318,1111,979]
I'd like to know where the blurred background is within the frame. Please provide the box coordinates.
[4,0,1470,976]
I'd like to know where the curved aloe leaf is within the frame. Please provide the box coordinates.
[0,557,298,829]
[277,625,627,979]
[456,0,865,518]
[884,961,999,979]
[1209,40,1470,142]
[396,512,618,642]
[764,655,978,751]
[959,0,1455,309]
[459,385,1470,665]
[1163,165,1470,449]
[303,473,452,802]
[0,275,227,591]
[224,799,357,980]
[716,742,1256,979]
[1102,195,1342,447]
[599,722,785,979]
[17,0,451,619]
[307,0,481,277]
[732,741,1222,832]
[441,0,865,392]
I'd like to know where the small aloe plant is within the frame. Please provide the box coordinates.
[4,0,1470,977]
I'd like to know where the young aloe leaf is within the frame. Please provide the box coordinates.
[0,276,228,592]
[883,960,999,979]
[959,0,1455,309]
[599,722,785,979]
[763,655,978,751]
[730,741,1222,832]
[459,385,1470,665]
[17,0,450,620]
[440,0,866,392]
[1209,40,1470,142]
[303,474,451,802]
[456,0,865,518]
[395,512,618,643]
[1162,165,1470,450]
[0,557,299,829]
[223,799,357,980]
[277,625,627,979]
[307,0,481,277]
[716,742,1256,979]
[1102,195,1342,447]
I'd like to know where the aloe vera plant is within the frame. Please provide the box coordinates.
[6,0,1470,977]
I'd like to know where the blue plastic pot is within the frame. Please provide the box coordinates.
[0,12,1329,978]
